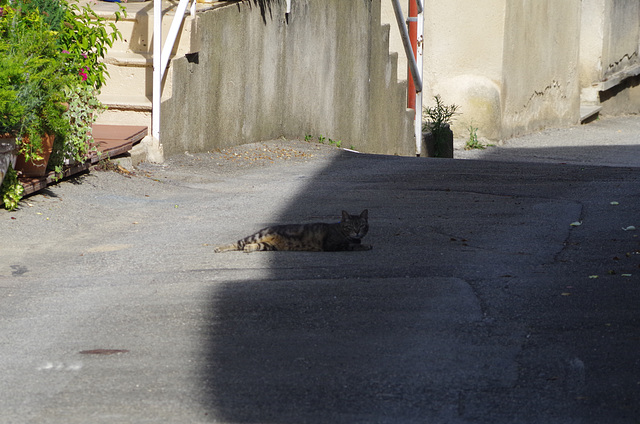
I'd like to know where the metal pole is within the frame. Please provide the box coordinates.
[391,0,422,93]
[403,0,425,156]
[152,0,161,142]
[161,0,191,79]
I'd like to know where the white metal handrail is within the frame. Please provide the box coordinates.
[391,0,425,156]
[152,0,196,144]
[391,0,422,93]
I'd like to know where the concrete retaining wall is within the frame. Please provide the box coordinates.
[161,0,414,158]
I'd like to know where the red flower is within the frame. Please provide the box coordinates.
[79,67,88,82]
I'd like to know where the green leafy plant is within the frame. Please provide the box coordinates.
[50,84,106,178]
[329,139,342,148]
[304,134,312,142]
[422,95,459,158]
[1,2,71,161]
[317,135,326,144]
[0,165,24,211]
[465,125,485,150]
[16,63,72,163]
[422,95,459,133]
[0,55,25,135]
[14,0,66,31]
[58,0,125,90]
[11,8,72,162]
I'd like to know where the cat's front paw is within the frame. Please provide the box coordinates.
[350,244,372,251]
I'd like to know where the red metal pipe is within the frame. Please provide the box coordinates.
[407,0,418,110]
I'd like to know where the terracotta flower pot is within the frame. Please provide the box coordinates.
[14,133,55,177]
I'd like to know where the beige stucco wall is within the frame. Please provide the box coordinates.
[421,0,581,140]
[423,0,506,140]
[501,0,581,138]
[580,0,607,88]
[601,0,640,79]
[161,0,414,157]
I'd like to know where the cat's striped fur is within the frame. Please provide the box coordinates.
[214,210,372,253]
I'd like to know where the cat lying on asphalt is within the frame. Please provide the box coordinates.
[214,210,372,252]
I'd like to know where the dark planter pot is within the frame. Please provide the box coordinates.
[0,135,18,186]
[422,123,454,158]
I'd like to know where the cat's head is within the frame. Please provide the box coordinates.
[340,209,369,240]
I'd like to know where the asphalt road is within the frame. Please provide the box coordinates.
[1,115,639,423]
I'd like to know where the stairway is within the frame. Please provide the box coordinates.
[86,0,204,130]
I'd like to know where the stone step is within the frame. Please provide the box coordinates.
[87,0,199,56]
[96,92,152,129]
[580,104,602,122]
[102,58,151,98]
[104,50,153,67]
[88,0,197,128]
[100,51,176,99]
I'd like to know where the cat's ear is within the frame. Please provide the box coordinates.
[360,209,368,219]
[341,210,349,221]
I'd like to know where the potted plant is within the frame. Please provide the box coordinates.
[1,1,72,176]
[422,95,459,158]
[0,0,124,209]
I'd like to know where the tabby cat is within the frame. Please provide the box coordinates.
[214,210,372,253]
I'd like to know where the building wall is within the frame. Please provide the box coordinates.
[382,0,640,143]
[501,0,581,138]
[581,0,640,115]
[422,0,506,140]
[161,0,414,158]
[601,0,640,79]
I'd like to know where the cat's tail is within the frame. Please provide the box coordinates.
[214,230,266,253]
[214,242,241,253]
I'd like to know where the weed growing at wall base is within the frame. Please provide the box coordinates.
[304,134,346,150]
[465,125,485,150]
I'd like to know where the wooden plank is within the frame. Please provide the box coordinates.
[91,125,147,143]
[19,125,147,196]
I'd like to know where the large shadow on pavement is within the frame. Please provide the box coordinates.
[200,145,640,422]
